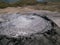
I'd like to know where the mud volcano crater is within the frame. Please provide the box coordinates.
[0,13,60,45]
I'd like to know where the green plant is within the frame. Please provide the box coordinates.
[0,2,9,8]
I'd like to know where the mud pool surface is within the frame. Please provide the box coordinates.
[0,9,60,45]
[0,13,52,38]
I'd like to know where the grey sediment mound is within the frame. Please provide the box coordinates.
[0,7,60,45]
[0,13,52,38]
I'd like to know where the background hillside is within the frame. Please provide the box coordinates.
[0,0,60,3]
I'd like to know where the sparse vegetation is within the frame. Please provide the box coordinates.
[0,0,60,12]
[33,2,60,12]
[0,2,9,8]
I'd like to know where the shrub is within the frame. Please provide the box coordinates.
[0,2,9,8]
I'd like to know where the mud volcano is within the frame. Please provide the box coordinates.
[0,13,60,45]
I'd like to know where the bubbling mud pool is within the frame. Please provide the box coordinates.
[0,13,60,45]
[0,13,52,38]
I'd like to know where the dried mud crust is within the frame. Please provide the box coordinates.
[0,13,60,45]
